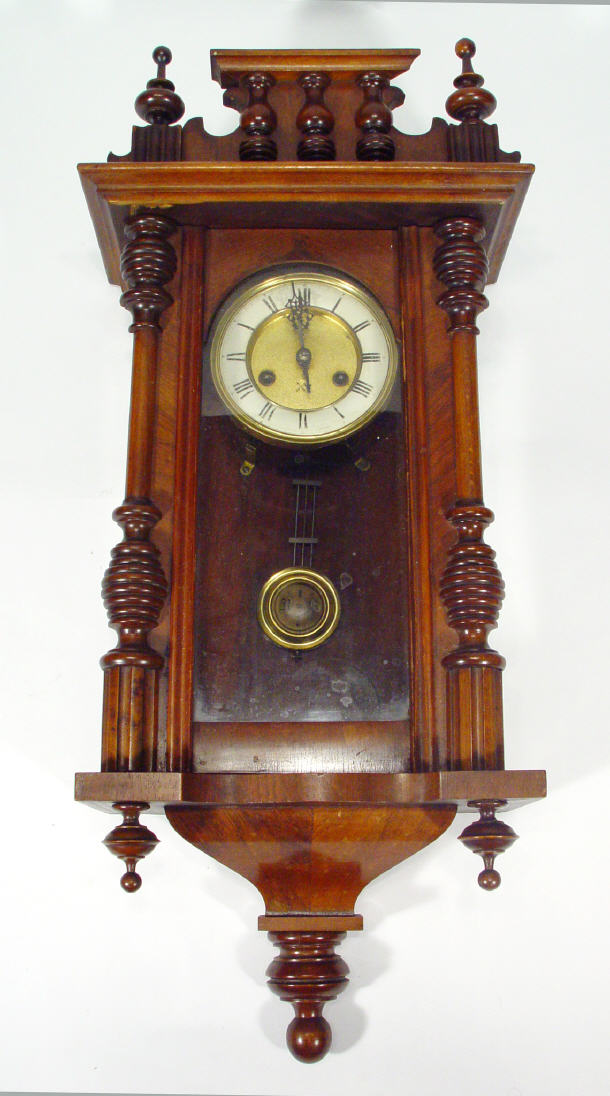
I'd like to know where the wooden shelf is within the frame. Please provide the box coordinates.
[78,161,533,286]
[75,768,546,813]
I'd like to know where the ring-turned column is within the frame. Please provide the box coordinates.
[100,210,176,772]
[434,217,505,771]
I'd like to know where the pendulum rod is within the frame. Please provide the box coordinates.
[289,478,321,567]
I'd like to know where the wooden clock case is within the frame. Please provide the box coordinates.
[75,43,546,1062]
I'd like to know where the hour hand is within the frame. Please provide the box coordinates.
[286,288,313,392]
[286,287,312,336]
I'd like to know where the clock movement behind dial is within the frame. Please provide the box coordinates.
[75,41,546,1063]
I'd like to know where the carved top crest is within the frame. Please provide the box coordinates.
[109,42,521,165]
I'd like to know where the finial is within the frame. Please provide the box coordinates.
[135,45,185,125]
[103,802,159,892]
[267,931,349,1063]
[458,801,518,890]
[446,37,496,122]
[152,45,172,79]
[455,38,476,74]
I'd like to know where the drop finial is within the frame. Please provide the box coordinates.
[459,800,518,890]
[446,37,496,122]
[266,931,349,1063]
[103,802,159,892]
[135,45,185,125]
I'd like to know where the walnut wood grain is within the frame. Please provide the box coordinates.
[399,227,436,769]
[433,217,507,770]
[165,228,205,772]
[211,50,421,82]
[176,226,410,775]
[102,802,159,891]
[78,161,533,287]
[296,73,335,161]
[356,73,396,161]
[75,769,547,812]
[100,212,176,772]
[134,46,185,126]
[109,42,520,175]
[459,799,519,889]
[191,721,408,774]
[165,804,456,917]
[445,39,517,164]
[76,44,546,1063]
[266,931,349,1062]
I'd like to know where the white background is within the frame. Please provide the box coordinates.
[1,2,609,1094]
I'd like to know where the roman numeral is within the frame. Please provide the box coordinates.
[331,295,344,313]
[353,320,370,334]
[259,400,276,420]
[333,406,345,419]
[226,351,246,361]
[263,295,278,313]
[298,412,308,430]
[352,379,373,397]
[237,322,255,331]
[233,378,254,398]
[362,352,380,363]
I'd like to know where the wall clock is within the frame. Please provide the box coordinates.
[75,41,546,1063]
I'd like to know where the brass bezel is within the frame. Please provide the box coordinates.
[257,567,341,650]
[208,264,398,447]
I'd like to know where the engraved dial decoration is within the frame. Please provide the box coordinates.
[209,266,398,445]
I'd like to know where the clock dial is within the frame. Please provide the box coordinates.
[209,266,398,446]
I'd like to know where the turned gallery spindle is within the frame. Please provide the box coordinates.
[355,72,396,160]
[296,73,335,160]
[238,72,277,161]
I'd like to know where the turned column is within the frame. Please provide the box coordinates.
[100,210,176,772]
[434,217,505,771]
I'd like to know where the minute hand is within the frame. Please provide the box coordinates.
[287,293,313,393]
[294,323,312,393]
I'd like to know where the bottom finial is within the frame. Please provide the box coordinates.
[103,802,159,891]
[266,931,349,1063]
[459,800,518,889]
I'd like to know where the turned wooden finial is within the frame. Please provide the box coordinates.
[446,38,496,123]
[267,932,349,1063]
[135,45,185,125]
[459,801,518,889]
[103,803,159,891]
